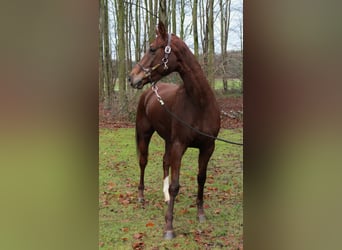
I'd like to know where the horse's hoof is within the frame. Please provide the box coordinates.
[198,214,206,223]
[163,230,175,240]
[138,197,145,203]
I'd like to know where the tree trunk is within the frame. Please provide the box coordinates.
[159,0,168,32]
[117,0,128,114]
[135,0,141,62]
[221,0,231,93]
[103,0,112,109]
[148,0,154,42]
[127,1,134,95]
[239,16,243,92]
[126,0,132,74]
[192,0,199,58]
[200,0,209,78]
[171,0,176,34]
[179,0,185,39]
[144,0,148,49]
[208,0,214,88]
[99,0,104,102]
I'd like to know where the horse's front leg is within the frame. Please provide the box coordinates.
[164,168,180,239]
[164,141,185,239]
[197,144,215,222]
[163,143,171,203]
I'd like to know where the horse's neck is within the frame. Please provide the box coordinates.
[178,52,214,107]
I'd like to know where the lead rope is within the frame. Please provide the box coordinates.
[151,84,243,146]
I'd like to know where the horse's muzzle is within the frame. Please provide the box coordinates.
[128,76,143,89]
[132,81,144,89]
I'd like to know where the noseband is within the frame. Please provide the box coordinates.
[137,33,172,83]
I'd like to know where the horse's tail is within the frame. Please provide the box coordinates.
[134,90,153,160]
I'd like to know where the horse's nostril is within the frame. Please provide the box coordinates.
[128,76,135,87]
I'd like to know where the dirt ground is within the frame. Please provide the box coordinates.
[99,96,243,130]
[217,96,243,129]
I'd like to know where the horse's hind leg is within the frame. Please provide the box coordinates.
[197,143,215,222]
[136,125,154,203]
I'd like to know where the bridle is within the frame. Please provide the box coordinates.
[137,33,172,83]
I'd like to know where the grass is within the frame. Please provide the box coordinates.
[99,128,243,249]
[213,79,242,92]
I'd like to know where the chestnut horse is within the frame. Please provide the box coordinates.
[128,22,220,239]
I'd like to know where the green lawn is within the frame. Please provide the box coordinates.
[213,79,242,91]
[99,128,243,249]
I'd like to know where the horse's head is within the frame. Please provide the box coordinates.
[129,22,177,89]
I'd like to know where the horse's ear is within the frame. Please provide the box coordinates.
[156,21,167,40]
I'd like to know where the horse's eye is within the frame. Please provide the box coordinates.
[149,47,156,53]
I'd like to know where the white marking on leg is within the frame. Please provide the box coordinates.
[163,176,170,202]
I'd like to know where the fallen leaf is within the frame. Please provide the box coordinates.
[132,241,144,249]
[173,243,180,248]
[120,199,130,205]
[146,221,154,227]
[180,208,188,214]
[121,227,129,232]
[214,208,221,214]
[107,181,115,191]
[133,233,144,239]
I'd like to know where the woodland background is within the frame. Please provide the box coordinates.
[99,0,243,121]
